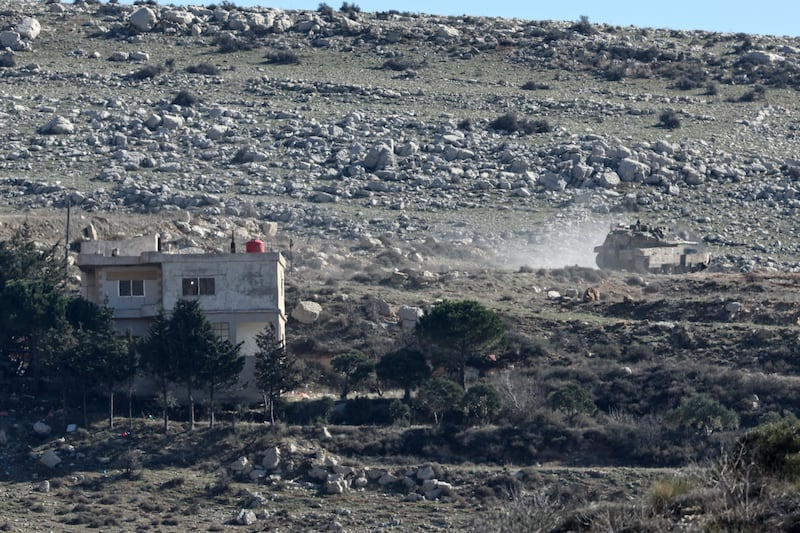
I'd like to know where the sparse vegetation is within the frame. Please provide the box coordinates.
[185,62,220,76]
[264,50,301,65]
[657,108,682,129]
[488,112,552,135]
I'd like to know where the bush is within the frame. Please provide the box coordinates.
[341,397,391,425]
[738,84,766,102]
[657,109,681,129]
[462,383,502,425]
[488,112,552,135]
[547,383,596,421]
[186,63,220,76]
[125,64,164,81]
[265,50,300,65]
[521,81,550,90]
[389,399,411,426]
[381,57,419,71]
[570,15,596,36]
[738,420,800,480]
[214,33,257,53]
[704,81,719,96]
[340,2,361,14]
[317,2,334,17]
[172,90,199,107]
[664,394,739,435]
[283,397,334,424]
[457,118,475,131]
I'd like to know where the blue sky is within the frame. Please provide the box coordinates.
[221,1,800,37]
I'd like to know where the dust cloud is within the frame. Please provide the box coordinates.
[500,217,615,271]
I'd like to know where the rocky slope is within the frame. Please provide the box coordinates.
[1,1,800,274]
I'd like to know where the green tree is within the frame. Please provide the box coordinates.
[416,377,464,425]
[331,351,374,399]
[739,420,800,480]
[254,326,301,426]
[415,300,506,389]
[140,311,177,433]
[0,279,67,391]
[665,394,739,435]
[63,297,129,429]
[202,337,244,429]
[167,299,218,430]
[0,224,62,289]
[462,382,502,425]
[375,347,430,402]
[547,382,597,422]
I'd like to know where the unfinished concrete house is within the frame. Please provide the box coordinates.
[77,234,286,396]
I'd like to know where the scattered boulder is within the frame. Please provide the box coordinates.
[235,509,257,526]
[292,301,322,324]
[0,31,21,49]
[398,305,423,329]
[129,7,158,32]
[17,17,41,40]
[262,446,281,471]
[39,116,75,135]
[33,421,52,436]
[39,450,61,468]
[583,287,600,302]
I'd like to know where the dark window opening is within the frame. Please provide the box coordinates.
[119,279,144,297]
[182,277,215,296]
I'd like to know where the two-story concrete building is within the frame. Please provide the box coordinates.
[77,234,286,397]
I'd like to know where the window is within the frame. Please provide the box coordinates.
[119,279,144,297]
[182,277,215,296]
[211,322,230,341]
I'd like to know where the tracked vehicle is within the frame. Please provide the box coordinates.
[594,223,710,273]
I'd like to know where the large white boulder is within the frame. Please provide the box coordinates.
[130,7,158,32]
[17,17,41,40]
[292,301,322,324]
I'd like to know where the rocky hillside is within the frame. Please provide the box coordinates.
[1,1,800,273]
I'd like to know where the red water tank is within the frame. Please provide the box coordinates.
[245,239,265,253]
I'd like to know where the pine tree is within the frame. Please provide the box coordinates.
[254,327,300,426]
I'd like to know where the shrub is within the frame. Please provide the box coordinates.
[265,50,300,65]
[389,399,411,426]
[317,2,334,17]
[214,33,257,53]
[172,90,199,107]
[488,112,552,135]
[738,420,800,480]
[738,84,766,102]
[457,118,475,131]
[704,81,719,95]
[547,383,596,421]
[521,81,550,90]
[570,15,596,36]
[340,2,361,14]
[186,63,220,76]
[647,476,694,513]
[462,383,502,425]
[342,397,391,425]
[381,57,419,71]
[657,109,681,129]
[283,397,334,424]
[125,64,164,81]
[664,394,739,435]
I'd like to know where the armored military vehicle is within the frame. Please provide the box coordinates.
[594,223,710,273]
